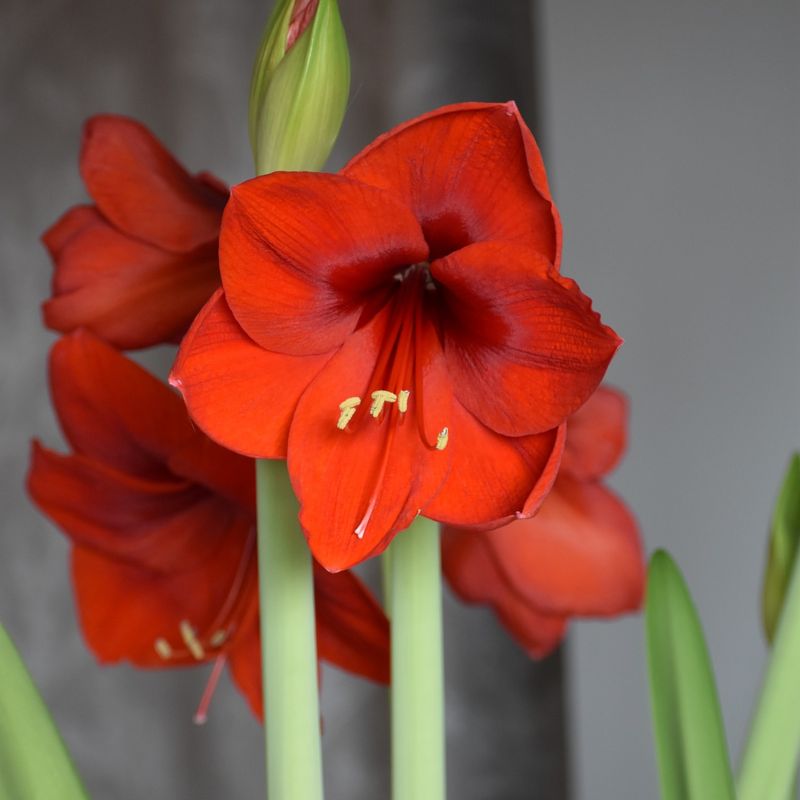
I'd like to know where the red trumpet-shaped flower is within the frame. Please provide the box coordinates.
[442,386,645,657]
[27,332,390,720]
[171,102,621,572]
[42,115,226,350]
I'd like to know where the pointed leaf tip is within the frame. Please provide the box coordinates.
[645,550,735,800]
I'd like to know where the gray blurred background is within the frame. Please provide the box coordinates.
[1,0,798,798]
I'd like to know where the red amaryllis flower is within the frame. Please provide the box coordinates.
[171,102,621,572]
[42,115,226,350]
[27,331,390,720]
[441,386,644,657]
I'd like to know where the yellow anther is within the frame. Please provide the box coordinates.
[154,638,172,660]
[180,620,206,660]
[397,390,411,413]
[337,396,361,430]
[370,390,398,417]
[209,629,228,648]
[435,427,449,451]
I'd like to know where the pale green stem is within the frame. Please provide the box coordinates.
[257,459,323,800]
[738,546,800,799]
[381,549,393,617]
[389,516,446,800]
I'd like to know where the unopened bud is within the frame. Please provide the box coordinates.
[249,0,350,174]
[762,454,800,642]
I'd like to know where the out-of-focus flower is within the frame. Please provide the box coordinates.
[249,0,350,173]
[442,386,644,657]
[42,115,227,350]
[27,332,390,720]
[171,101,620,572]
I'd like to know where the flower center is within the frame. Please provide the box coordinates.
[334,264,449,540]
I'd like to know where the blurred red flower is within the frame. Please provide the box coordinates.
[26,332,390,720]
[171,102,621,572]
[42,115,226,350]
[441,386,645,657]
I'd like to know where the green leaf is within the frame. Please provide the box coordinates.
[645,550,735,800]
[0,624,89,800]
[762,453,800,642]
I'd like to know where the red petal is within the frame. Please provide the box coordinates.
[170,290,332,459]
[288,308,452,571]
[487,475,645,616]
[313,565,390,683]
[27,442,247,574]
[425,399,565,526]
[42,211,220,349]
[80,115,225,252]
[49,332,193,478]
[433,241,621,436]
[227,622,264,721]
[220,173,428,356]
[166,434,256,515]
[343,102,561,265]
[441,528,566,658]
[42,205,100,260]
[561,385,629,481]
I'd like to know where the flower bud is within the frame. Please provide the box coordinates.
[762,454,800,642]
[249,0,350,174]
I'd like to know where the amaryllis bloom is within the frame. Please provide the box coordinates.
[441,386,644,657]
[27,332,389,720]
[171,102,621,571]
[42,115,226,350]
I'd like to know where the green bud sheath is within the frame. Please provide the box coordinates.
[249,0,350,174]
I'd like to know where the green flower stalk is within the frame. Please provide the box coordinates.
[248,4,350,799]
[249,0,350,174]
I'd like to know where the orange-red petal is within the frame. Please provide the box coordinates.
[49,332,193,478]
[288,308,451,571]
[313,564,390,683]
[27,442,248,575]
[486,475,645,616]
[170,290,332,459]
[424,400,564,527]
[433,241,621,436]
[42,212,220,349]
[69,505,253,668]
[227,621,264,720]
[80,115,225,252]
[219,173,428,356]
[42,205,100,263]
[441,528,567,658]
[560,385,629,481]
[343,102,560,264]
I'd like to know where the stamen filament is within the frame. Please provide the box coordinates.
[193,653,228,726]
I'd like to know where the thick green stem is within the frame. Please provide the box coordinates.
[738,548,800,799]
[389,516,446,800]
[257,459,323,800]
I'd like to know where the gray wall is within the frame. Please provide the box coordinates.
[1,0,798,798]
[539,2,800,797]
